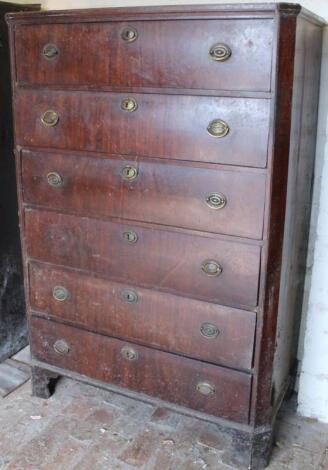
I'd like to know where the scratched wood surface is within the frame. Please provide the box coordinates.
[6,4,324,468]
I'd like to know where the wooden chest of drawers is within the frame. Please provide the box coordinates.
[7,4,323,468]
[0,1,38,362]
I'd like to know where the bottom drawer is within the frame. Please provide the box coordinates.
[30,317,251,424]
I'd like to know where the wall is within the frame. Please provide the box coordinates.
[297,28,328,423]
[6,0,328,423]
[8,0,328,15]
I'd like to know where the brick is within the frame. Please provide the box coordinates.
[119,427,163,467]
[150,407,182,429]
[272,445,324,469]
[109,400,155,440]
[72,432,131,470]
[6,418,80,469]
[276,417,328,454]
[5,398,95,469]
[197,423,230,451]
[150,447,181,470]
[70,407,118,442]
[1,377,328,470]
[40,436,88,470]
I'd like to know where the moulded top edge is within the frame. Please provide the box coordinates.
[5,3,303,25]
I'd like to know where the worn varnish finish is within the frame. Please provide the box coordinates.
[14,19,273,91]
[24,208,261,307]
[21,149,266,238]
[29,262,256,370]
[15,90,271,168]
[7,4,324,469]
[0,2,39,362]
[30,316,252,423]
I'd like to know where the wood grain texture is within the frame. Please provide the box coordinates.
[24,208,261,308]
[21,149,266,238]
[251,12,323,427]
[14,19,273,92]
[29,262,256,370]
[14,89,271,168]
[6,4,324,466]
[30,316,252,424]
[271,15,323,410]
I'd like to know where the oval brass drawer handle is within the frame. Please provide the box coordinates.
[196,382,216,396]
[54,339,70,355]
[121,289,138,303]
[209,43,232,62]
[53,285,69,302]
[207,119,229,138]
[200,322,220,339]
[42,43,59,60]
[122,230,138,244]
[47,171,63,187]
[122,165,138,181]
[41,109,59,127]
[121,26,138,43]
[121,345,138,361]
[202,260,223,277]
[121,97,138,112]
[206,192,227,210]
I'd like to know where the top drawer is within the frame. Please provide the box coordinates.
[14,19,274,91]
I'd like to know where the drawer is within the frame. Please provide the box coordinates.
[14,19,273,91]
[21,150,266,239]
[24,208,260,308]
[29,262,256,370]
[15,89,270,168]
[30,316,252,423]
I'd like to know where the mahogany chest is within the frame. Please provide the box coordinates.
[0,2,38,362]
[7,4,323,468]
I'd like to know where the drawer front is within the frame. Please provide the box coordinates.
[29,262,256,370]
[21,150,266,239]
[15,19,273,91]
[30,316,252,423]
[24,209,260,308]
[15,90,270,168]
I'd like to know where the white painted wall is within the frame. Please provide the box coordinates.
[6,0,328,422]
[298,27,328,423]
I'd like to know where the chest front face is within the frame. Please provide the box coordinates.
[8,6,277,426]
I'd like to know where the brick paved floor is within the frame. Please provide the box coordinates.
[0,376,327,469]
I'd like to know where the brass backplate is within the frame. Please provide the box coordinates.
[121,345,138,361]
[121,97,138,112]
[41,109,59,127]
[196,382,216,396]
[121,26,138,43]
[200,322,220,339]
[42,43,59,60]
[122,230,138,244]
[207,119,229,138]
[122,165,138,181]
[209,43,232,62]
[206,192,227,210]
[53,339,70,355]
[121,289,138,303]
[47,171,63,187]
[53,285,69,302]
